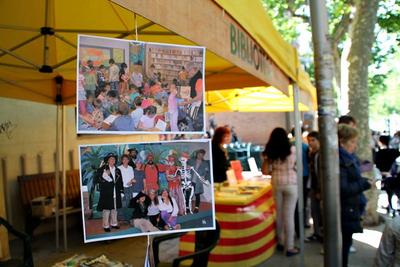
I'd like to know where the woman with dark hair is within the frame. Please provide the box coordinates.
[338,124,371,267]
[130,191,159,232]
[147,189,165,229]
[158,188,180,230]
[212,126,231,183]
[262,127,299,256]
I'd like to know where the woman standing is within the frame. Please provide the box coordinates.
[97,153,124,232]
[262,127,298,256]
[338,124,371,267]
[211,126,231,183]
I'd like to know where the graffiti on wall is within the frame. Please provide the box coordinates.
[0,120,17,139]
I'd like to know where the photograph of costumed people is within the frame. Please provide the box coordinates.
[79,140,214,243]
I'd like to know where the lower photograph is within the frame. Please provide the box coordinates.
[78,139,215,243]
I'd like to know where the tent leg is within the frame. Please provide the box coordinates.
[293,83,304,267]
[62,106,68,251]
[43,0,49,65]
[55,105,61,250]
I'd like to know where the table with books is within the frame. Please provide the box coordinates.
[179,178,276,266]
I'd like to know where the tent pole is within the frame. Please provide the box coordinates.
[55,104,61,250]
[62,105,67,251]
[52,56,76,70]
[293,83,304,267]
[43,0,49,66]
[0,24,38,31]
[0,48,41,69]
[53,34,77,48]
[53,29,134,34]
[0,34,42,58]
[54,76,63,251]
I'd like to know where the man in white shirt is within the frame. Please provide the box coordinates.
[118,154,135,208]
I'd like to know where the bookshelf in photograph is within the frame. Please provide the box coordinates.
[146,45,203,83]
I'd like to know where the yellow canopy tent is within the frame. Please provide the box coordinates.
[206,86,309,113]
[0,0,316,107]
[0,0,316,253]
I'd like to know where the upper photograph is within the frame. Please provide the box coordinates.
[77,35,206,134]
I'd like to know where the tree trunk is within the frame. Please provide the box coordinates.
[332,46,341,90]
[348,0,380,225]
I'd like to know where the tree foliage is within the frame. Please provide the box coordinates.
[261,0,400,119]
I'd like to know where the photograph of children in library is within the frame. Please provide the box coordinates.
[77,35,205,134]
[79,140,214,242]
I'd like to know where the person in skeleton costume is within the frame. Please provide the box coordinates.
[187,149,210,213]
[165,153,186,215]
[176,152,210,214]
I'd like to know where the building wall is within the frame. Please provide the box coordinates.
[0,97,290,230]
[209,112,288,145]
[0,98,157,229]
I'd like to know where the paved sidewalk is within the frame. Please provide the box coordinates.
[258,224,384,267]
[11,221,385,266]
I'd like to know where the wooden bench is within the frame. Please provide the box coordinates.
[18,170,81,236]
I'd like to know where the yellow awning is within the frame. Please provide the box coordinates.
[0,0,316,110]
[206,87,309,113]
[214,0,317,109]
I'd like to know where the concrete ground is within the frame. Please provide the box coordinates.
[258,224,385,267]
[9,218,386,267]
[10,191,397,266]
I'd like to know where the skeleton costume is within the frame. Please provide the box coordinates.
[175,152,209,214]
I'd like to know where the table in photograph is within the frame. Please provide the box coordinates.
[179,179,276,266]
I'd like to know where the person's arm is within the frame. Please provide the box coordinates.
[340,165,371,198]
[191,79,203,102]
[157,197,165,211]
[129,167,136,185]
[102,169,113,182]
[171,197,179,216]
[137,120,145,130]
[261,154,270,175]
[117,170,124,194]
[157,164,167,172]
[288,146,296,170]
[374,221,395,267]
[143,178,147,192]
